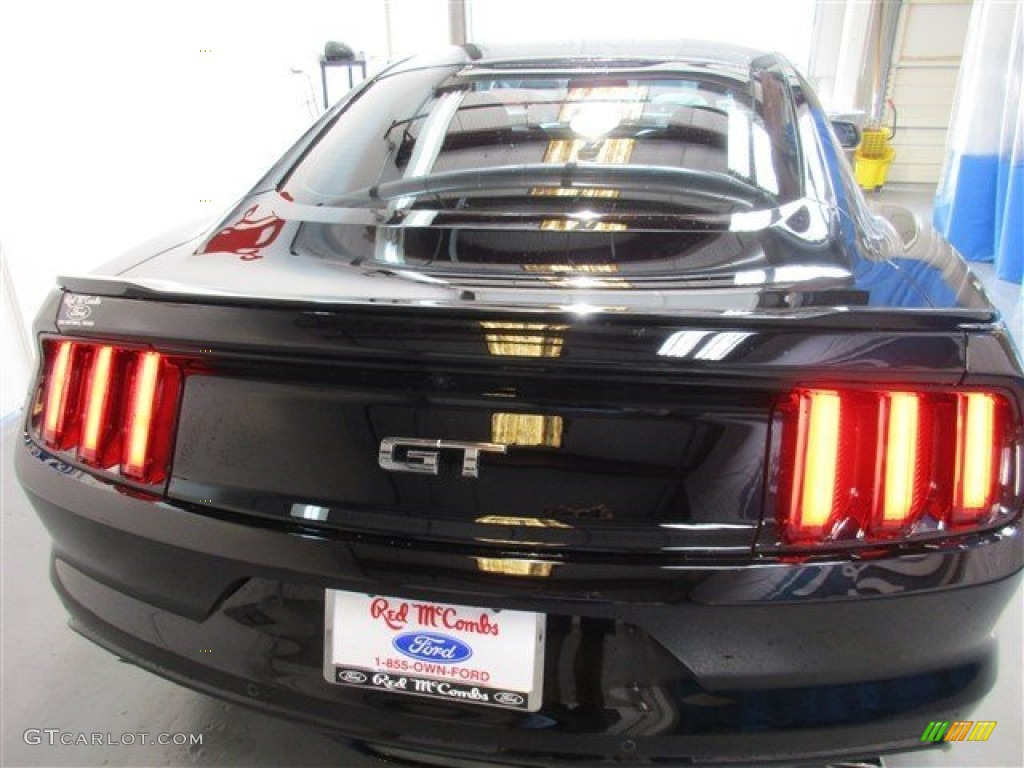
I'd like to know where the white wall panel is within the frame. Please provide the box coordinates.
[388,0,449,58]
[898,0,973,61]
[467,0,817,73]
[1,245,34,415]
[0,0,447,415]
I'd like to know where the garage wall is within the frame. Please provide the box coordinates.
[0,0,448,415]
[885,0,973,184]
[467,0,817,73]
[1,247,34,415]
[806,0,972,185]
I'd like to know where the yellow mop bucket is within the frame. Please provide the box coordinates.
[855,101,897,191]
[855,129,895,190]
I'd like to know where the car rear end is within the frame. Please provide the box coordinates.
[16,279,1024,766]
[16,41,1024,766]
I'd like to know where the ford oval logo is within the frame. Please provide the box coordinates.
[493,691,525,706]
[336,669,368,684]
[392,632,473,663]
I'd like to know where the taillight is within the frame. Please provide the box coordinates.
[32,339,182,486]
[775,387,1016,546]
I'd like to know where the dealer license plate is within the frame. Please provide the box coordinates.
[324,590,545,711]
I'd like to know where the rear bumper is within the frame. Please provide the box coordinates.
[17,435,1024,765]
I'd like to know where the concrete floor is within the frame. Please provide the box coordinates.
[2,185,1021,767]
[0,428,385,768]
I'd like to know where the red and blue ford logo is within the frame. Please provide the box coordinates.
[392,632,473,663]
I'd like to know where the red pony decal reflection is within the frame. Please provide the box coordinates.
[200,205,286,260]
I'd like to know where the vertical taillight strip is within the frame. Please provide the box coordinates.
[953,392,1000,523]
[42,340,75,447]
[123,352,162,481]
[791,389,842,536]
[79,345,115,464]
[122,351,180,485]
[879,392,922,528]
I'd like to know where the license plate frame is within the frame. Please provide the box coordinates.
[324,590,545,711]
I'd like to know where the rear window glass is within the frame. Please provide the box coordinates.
[283,65,803,215]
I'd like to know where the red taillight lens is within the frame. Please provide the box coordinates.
[33,339,182,486]
[777,387,1015,545]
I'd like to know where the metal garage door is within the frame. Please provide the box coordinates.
[886,0,972,184]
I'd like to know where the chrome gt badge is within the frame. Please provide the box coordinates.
[378,438,507,478]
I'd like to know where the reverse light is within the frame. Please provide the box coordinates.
[777,387,1015,545]
[33,339,182,486]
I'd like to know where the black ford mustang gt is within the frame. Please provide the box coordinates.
[15,41,1023,766]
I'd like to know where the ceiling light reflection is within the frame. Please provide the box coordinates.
[539,219,628,232]
[693,331,753,361]
[727,109,751,178]
[534,86,647,199]
[476,515,570,528]
[658,330,712,358]
[734,269,767,286]
[751,123,780,195]
[491,413,563,448]
[563,302,600,315]
[569,103,622,141]
[475,558,557,577]
[774,265,849,282]
[523,262,631,288]
[729,209,774,232]
[523,264,620,274]
[658,330,753,361]
[289,504,329,521]
[480,322,567,357]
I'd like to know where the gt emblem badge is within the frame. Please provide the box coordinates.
[378,438,507,478]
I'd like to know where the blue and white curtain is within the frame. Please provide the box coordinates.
[934,0,1023,284]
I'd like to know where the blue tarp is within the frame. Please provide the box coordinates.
[934,0,1023,284]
